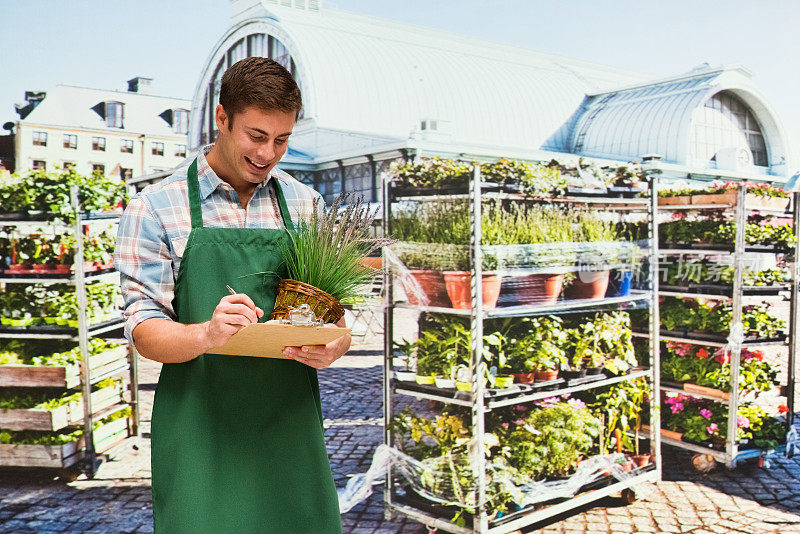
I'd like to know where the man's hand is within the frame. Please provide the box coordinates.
[282,316,351,369]
[202,293,264,349]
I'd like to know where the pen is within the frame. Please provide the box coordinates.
[226,284,237,295]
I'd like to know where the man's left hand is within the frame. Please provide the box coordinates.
[283,317,351,369]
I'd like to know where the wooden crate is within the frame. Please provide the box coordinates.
[658,196,692,206]
[0,346,128,388]
[0,417,131,468]
[0,382,127,431]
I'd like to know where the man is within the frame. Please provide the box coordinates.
[115,57,347,533]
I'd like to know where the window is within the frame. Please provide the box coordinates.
[120,167,133,180]
[63,134,77,149]
[92,137,106,151]
[92,164,105,175]
[152,142,164,156]
[32,160,46,170]
[121,139,134,153]
[106,101,124,128]
[175,144,187,158]
[63,161,75,170]
[173,109,190,134]
[692,91,768,167]
[32,131,47,146]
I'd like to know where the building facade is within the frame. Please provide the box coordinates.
[175,1,795,202]
[11,79,190,179]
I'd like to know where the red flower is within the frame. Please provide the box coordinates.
[715,351,730,365]
[696,349,710,359]
[779,405,789,413]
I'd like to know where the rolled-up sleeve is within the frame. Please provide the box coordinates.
[114,194,177,344]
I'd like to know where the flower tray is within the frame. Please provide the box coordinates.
[659,284,789,298]
[0,346,129,388]
[659,329,788,345]
[0,382,127,431]
[0,417,130,468]
[691,191,790,211]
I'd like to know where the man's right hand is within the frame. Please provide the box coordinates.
[202,294,264,349]
[132,294,264,363]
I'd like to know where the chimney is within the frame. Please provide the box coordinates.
[127,77,153,94]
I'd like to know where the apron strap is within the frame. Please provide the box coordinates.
[186,158,204,229]
[271,178,295,232]
[186,155,294,231]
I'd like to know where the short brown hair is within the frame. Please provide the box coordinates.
[219,57,302,126]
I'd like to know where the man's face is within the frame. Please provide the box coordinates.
[215,105,296,186]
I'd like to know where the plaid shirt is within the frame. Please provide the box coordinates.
[114,145,321,343]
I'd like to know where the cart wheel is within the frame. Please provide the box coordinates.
[57,468,80,482]
[691,453,716,473]
[621,488,638,504]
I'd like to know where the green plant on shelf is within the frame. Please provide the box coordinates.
[0,406,131,445]
[570,312,636,373]
[709,181,789,199]
[589,378,650,454]
[661,343,777,394]
[506,316,568,373]
[661,214,796,249]
[659,298,785,339]
[662,395,787,447]
[499,402,601,480]
[663,258,789,287]
[0,377,122,410]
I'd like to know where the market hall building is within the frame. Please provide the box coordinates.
[153,0,795,201]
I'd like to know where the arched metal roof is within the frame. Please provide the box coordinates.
[565,66,791,174]
[190,3,650,156]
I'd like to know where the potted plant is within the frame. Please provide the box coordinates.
[392,340,417,382]
[508,316,568,381]
[269,193,391,323]
[501,402,601,480]
[565,213,621,300]
[590,378,649,455]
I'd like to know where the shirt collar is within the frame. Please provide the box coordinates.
[195,144,278,200]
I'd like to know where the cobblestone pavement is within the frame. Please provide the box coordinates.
[2,340,800,533]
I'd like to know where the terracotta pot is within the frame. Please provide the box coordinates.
[7,264,25,272]
[360,256,382,270]
[54,264,71,273]
[618,460,634,472]
[534,370,559,381]
[631,454,651,467]
[403,270,450,307]
[31,264,48,272]
[512,273,564,305]
[513,373,536,384]
[565,270,610,300]
[442,271,501,309]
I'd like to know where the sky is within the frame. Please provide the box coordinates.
[2,0,799,148]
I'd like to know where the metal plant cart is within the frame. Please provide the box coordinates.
[647,172,798,470]
[381,164,662,533]
[0,189,139,479]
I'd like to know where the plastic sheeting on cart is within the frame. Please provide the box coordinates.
[338,444,642,514]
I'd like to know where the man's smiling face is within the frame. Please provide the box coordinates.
[214,104,296,188]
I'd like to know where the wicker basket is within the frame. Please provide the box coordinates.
[270,279,345,324]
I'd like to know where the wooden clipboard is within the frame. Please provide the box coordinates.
[206,322,351,359]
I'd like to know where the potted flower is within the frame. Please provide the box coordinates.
[269,193,391,323]
[392,340,417,382]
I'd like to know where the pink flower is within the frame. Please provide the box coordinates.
[515,405,527,412]
[700,409,712,419]
[501,423,509,428]
[707,423,718,435]
[737,416,750,428]
[670,403,684,414]
[568,398,586,409]
[513,419,525,425]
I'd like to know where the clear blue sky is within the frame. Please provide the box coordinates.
[2,0,799,147]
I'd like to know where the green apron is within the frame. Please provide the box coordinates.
[150,159,341,533]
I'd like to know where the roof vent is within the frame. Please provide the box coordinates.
[127,77,153,94]
[264,0,321,11]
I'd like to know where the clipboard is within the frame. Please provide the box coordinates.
[206,321,351,359]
